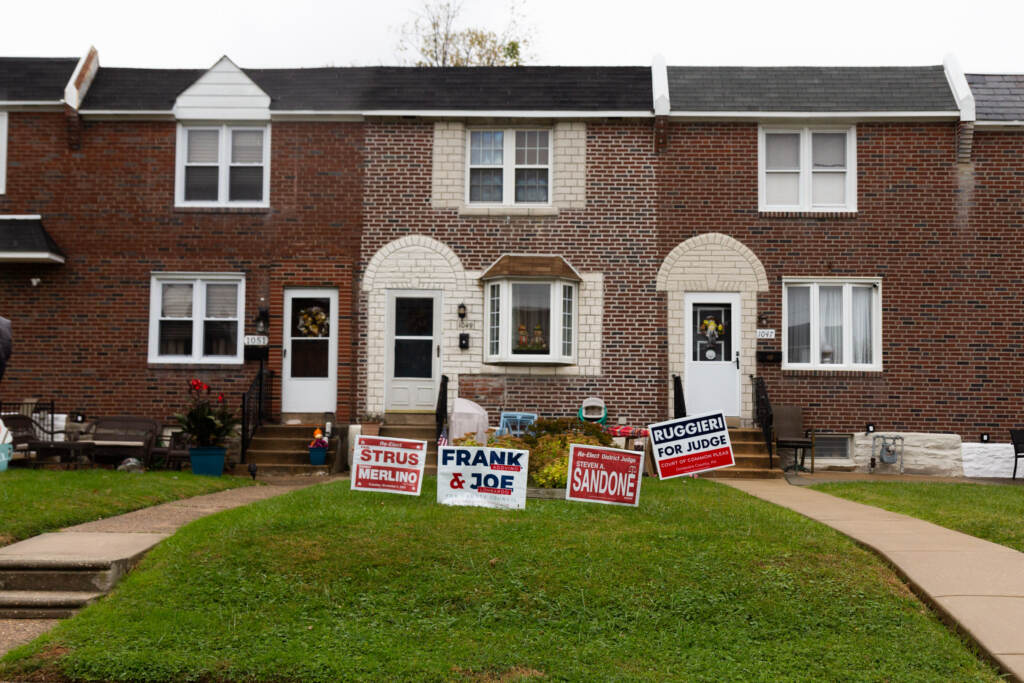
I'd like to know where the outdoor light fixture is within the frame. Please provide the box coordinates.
[866,423,875,434]
[254,300,270,334]
[457,303,467,319]
[981,433,990,443]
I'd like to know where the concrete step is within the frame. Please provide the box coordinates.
[248,436,325,450]
[731,442,770,455]
[0,590,104,618]
[383,412,435,426]
[0,567,119,592]
[255,424,321,438]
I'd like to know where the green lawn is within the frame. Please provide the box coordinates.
[812,480,1024,553]
[1,478,998,682]
[0,469,255,546]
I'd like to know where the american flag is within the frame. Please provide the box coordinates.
[437,427,448,447]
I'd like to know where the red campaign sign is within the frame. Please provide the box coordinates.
[566,444,644,507]
[351,435,426,496]
[648,411,735,479]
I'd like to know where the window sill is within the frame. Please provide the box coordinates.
[174,206,271,214]
[484,358,576,366]
[759,210,858,219]
[459,206,559,217]
[781,367,882,377]
[148,361,245,370]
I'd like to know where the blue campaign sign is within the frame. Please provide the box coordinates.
[437,446,530,510]
[648,410,734,479]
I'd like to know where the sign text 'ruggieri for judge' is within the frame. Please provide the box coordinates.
[648,411,734,479]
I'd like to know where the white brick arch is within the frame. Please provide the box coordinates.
[362,235,466,292]
[657,233,768,424]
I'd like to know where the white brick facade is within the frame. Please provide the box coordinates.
[362,236,602,415]
[657,233,769,424]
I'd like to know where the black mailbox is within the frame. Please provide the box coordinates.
[756,350,782,364]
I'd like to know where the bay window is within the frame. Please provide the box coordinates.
[148,273,245,364]
[783,279,880,370]
[484,279,576,363]
[176,124,270,207]
[468,129,550,205]
[760,126,856,212]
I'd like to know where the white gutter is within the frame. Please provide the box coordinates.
[0,214,43,220]
[651,54,670,116]
[974,120,1024,128]
[0,253,65,264]
[943,53,976,122]
[668,110,959,119]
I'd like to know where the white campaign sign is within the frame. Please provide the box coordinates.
[437,446,529,510]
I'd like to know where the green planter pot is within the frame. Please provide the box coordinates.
[189,447,226,476]
[309,447,327,466]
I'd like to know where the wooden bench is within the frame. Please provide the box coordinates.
[77,416,159,466]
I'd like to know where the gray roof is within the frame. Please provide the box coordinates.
[966,74,1024,122]
[0,57,78,102]
[82,66,653,112]
[667,66,958,112]
[0,218,65,261]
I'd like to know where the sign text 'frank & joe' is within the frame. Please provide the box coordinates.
[566,444,644,507]
[648,411,734,479]
[437,446,529,510]
[351,434,426,496]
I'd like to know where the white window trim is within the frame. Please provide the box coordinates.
[484,278,577,364]
[174,124,270,208]
[782,278,882,371]
[148,272,245,365]
[0,111,7,195]
[465,128,553,207]
[758,125,857,213]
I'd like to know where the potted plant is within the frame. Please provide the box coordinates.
[308,428,328,466]
[359,411,384,436]
[175,379,240,476]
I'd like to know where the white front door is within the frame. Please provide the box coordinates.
[684,293,741,417]
[386,290,441,411]
[281,288,337,413]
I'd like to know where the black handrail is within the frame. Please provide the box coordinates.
[751,375,774,469]
[435,374,450,440]
[240,369,274,464]
[672,375,686,419]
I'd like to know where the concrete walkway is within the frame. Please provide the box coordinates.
[0,476,341,656]
[723,478,1024,680]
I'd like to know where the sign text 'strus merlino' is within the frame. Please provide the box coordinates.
[351,435,426,496]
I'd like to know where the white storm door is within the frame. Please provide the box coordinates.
[387,291,441,411]
[282,288,337,413]
[684,293,741,417]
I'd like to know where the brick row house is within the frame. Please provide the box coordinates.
[1,50,1022,475]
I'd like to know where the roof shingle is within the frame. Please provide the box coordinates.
[966,74,1024,122]
[0,57,78,102]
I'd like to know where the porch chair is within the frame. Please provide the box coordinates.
[1010,430,1024,480]
[497,412,538,437]
[150,425,191,471]
[774,405,815,473]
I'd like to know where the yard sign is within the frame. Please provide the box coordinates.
[351,435,426,496]
[648,410,734,479]
[565,444,644,507]
[437,446,529,510]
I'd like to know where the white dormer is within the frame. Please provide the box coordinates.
[173,56,270,121]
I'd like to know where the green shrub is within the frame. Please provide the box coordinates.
[529,433,605,488]
[522,417,611,447]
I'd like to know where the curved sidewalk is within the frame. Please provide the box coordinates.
[724,478,1024,680]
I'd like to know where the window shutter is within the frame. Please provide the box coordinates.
[205,284,238,318]
[161,284,193,318]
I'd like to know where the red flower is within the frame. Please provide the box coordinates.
[217,394,224,403]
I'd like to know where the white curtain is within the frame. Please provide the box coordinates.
[787,287,810,363]
[852,287,873,364]
[819,286,843,364]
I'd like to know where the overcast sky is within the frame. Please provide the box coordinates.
[4,0,1022,73]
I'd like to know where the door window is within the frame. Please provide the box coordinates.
[394,297,434,379]
[692,304,732,362]
[290,297,330,378]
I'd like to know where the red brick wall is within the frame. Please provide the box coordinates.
[655,121,1017,438]
[360,120,667,426]
[0,113,363,423]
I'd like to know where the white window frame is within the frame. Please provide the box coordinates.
[484,278,576,364]
[782,278,881,371]
[148,272,245,365]
[0,111,7,195]
[758,125,857,213]
[465,128,553,206]
[174,124,270,208]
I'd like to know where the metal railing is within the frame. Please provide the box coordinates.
[0,398,55,438]
[751,375,775,469]
[240,369,274,464]
[672,375,686,419]
[435,374,450,441]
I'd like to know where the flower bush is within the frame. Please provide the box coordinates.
[175,379,240,448]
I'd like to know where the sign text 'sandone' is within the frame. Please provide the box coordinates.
[437,446,529,510]
[350,435,427,496]
[566,444,644,507]
[648,411,734,479]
